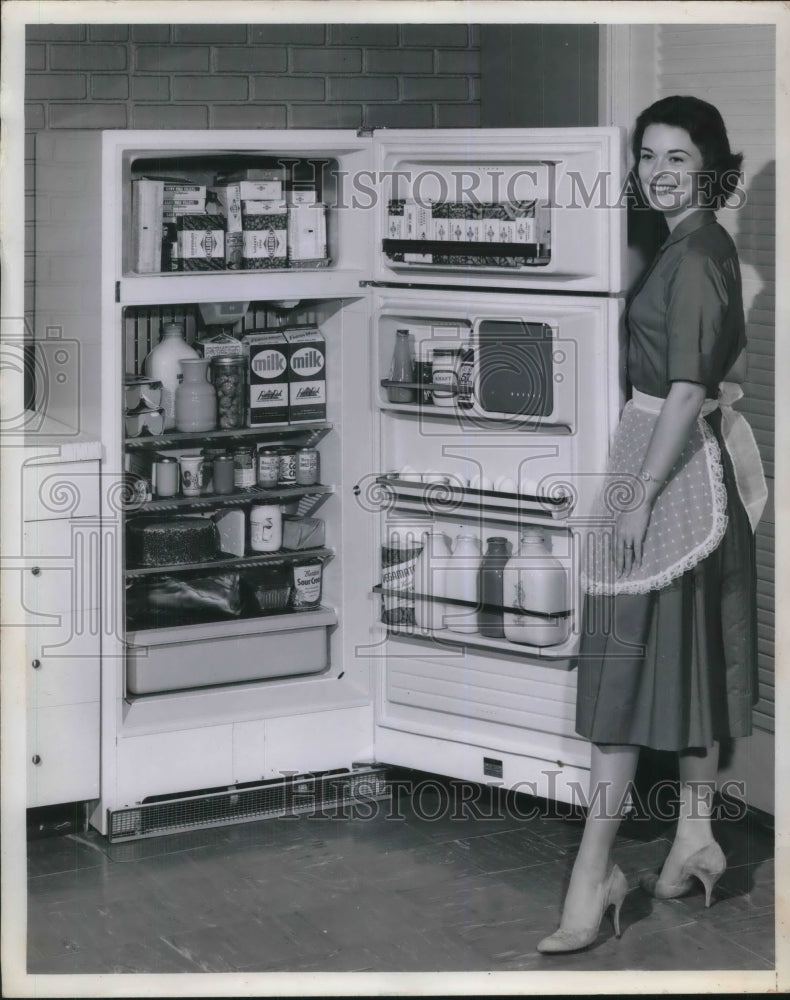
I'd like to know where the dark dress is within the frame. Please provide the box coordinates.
[575,210,759,751]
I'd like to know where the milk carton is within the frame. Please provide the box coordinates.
[243,331,289,425]
[284,328,326,423]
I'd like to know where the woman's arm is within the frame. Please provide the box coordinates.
[616,380,707,575]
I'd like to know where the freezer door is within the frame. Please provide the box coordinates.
[372,127,626,294]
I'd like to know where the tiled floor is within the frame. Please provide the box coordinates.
[27,771,774,974]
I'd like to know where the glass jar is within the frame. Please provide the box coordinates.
[153,454,179,498]
[201,446,227,493]
[210,355,247,429]
[212,453,235,495]
[233,445,256,489]
[174,358,216,432]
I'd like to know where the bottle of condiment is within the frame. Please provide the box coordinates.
[479,536,512,638]
[256,448,280,488]
[445,531,482,634]
[143,322,199,431]
[175,358,216,432]
[503,527,571,647]
[431,348,457,408]
[387,329,417,404]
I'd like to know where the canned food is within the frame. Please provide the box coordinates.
[295,447,320,486]
[210,355,247,429]
[233,445,256,489]
[278,447,297,486]
[256,448,280,487]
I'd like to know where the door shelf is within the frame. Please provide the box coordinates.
[375,475,572,522]
[381,239,549,268]
[125,545,333,578]
[129,483,333,515]
[373,584,571,621]
[125,422,332,451]
[384,625,575,664]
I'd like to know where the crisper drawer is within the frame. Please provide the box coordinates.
[126,608,337,695]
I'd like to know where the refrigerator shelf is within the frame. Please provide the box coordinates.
[372,584,571,620]
[125,546,333,578]
[374,475,572,521]
[127,484,333,515]
[380,379,459,397]
[384,626,575,664]
[124,421,332,450]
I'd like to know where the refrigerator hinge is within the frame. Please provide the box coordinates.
[115,281,120,303]
[356,127,376,138]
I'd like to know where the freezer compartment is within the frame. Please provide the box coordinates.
[126,608,336,695]
[373,128,626,293]
[118,131,373,279]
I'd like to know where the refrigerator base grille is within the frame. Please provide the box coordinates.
[107,766,390,842]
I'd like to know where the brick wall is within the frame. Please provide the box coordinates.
[23,22,482,334]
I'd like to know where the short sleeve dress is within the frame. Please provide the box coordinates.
[575,209,759,751]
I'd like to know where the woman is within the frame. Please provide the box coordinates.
[537,96,767,954]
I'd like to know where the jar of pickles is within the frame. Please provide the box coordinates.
[210,356,246,429]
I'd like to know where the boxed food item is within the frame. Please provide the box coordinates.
[195,331,245,360]
[177,215,225,271]
[287,204,327,265]
[208,183,243,269]
[131,178,164,273]
[281,516,325,551]
[242,330,289,426]
[242,200,287,269]
[284,327,326,423]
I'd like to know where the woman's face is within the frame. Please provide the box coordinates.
[637,123,706,227]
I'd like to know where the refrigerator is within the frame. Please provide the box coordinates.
[32,127,626,837]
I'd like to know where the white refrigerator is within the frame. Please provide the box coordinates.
[31,127,626,837]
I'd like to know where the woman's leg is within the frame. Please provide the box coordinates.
[656,742,720,885]
[555,742,640,932]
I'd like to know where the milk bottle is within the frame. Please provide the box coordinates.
[444,531,482,634]
[503,527,571,647]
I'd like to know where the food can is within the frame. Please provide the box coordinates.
[295,447,320,486]
[256,447,280,487]
[291,557,323,611]
[233,445,256,489]
[278,447,297,486]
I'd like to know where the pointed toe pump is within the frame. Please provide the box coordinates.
[639,841,726,908]
[537,864,628,955]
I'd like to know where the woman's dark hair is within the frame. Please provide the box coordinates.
[632,95,743,208]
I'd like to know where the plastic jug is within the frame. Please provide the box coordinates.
[143,322,199,430]
[444,532,482,634]
[503,527,571,647]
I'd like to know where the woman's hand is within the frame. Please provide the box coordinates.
[616,496,654,576]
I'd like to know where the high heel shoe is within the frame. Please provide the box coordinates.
[537,864,628,954]
[639,841,726,908]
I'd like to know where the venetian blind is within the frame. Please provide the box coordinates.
[657,23,775,732]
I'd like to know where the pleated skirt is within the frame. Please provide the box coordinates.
[575,409,759,751]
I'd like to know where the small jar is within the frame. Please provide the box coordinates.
[210,355,247,430]
[431,348,458,407]
[233,445,256,489]
[212,453,235,495]
[201,446,227,494]
[295,447,320,486]
[256,447,280,487]
[249,504,282,553]
[278,447,297,486]
[153,455,179,498]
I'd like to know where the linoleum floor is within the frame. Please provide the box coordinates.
[27,772,774,975]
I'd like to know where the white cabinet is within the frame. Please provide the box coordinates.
[23,455,102,807]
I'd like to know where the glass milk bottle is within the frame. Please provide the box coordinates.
[503,527,571,647]
[479,536,512,638]
[444,531,482,634]
[413,527,453,633]
[143,322,199,430]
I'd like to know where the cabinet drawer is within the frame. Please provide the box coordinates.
[27,702,100,807]
[27,655,100,709]
[23,562,100,622]
[23,460,100,521]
